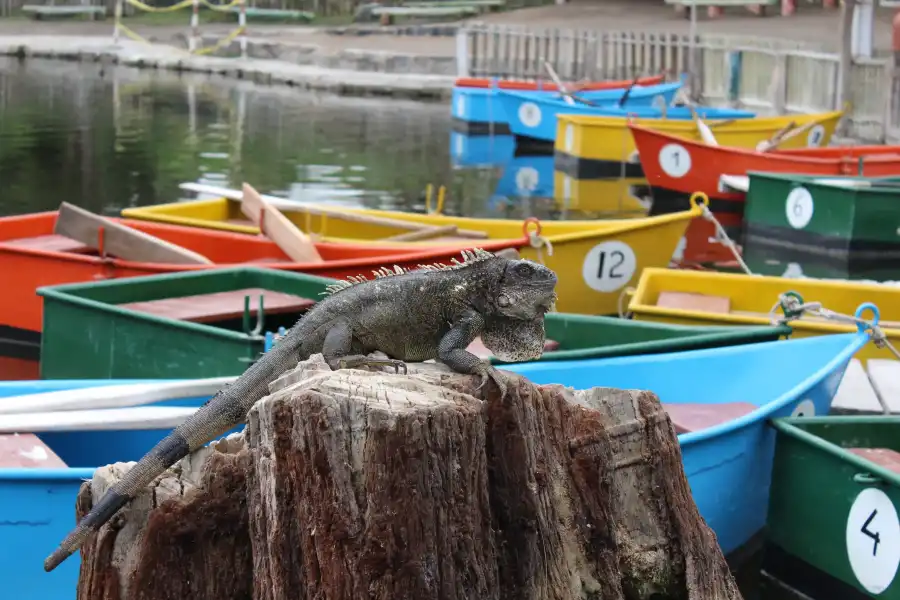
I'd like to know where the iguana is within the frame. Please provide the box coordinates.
[43,248,558,572]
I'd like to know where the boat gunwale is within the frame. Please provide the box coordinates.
[123,199,705,244]
[0,212,530,271]
[36,265,335,343]
[629,123,900,167]
[556,110,844,130]
[770,415,900,488]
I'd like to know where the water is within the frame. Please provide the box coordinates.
[0,57,575,222]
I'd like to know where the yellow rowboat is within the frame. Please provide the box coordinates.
[626,267,899,363]
[553,110,845,192]
[121,189,710,316]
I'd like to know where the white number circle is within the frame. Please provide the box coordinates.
[515,166,539,194]
[582,241,637,293]
[659,143,691,178]
[807,124,826,147]
[564,124,574,152]
[846,487,900,594]
[785,187,814,229]
[518,102,542,128]
[790,398,816,417]
[456,94,466,117]
[454,134,464,157]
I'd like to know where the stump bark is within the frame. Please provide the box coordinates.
[75,354,742,600]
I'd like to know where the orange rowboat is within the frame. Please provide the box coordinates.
[453,74,665,91]
[629,124,900,213]
[0,211,527,351]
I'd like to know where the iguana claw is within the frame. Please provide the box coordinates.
[474,364,508,399]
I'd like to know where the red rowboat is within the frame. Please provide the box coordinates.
[0,211,526,346]
[453,74,665,91]
[629,124,900,214]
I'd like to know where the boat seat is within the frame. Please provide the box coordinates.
[0,433,67,468]
[466,337,560,359]
[662,402,757,434]
[656,291,731,314]
[847,447,900,475]
[2,234,94,254]
[117,288,317,323]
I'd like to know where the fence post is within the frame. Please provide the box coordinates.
[189,0,199,53]
[112,0,121,45]
[455,27,470,78]
[837,0,855,135]
[239,0,247,60]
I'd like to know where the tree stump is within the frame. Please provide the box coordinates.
[75,354,742,600]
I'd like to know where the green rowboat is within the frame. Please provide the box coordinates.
[764,416,900,599]
[36,267,791,380]
[743,172,900,263]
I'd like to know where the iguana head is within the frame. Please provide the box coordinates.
[492,258,558,320]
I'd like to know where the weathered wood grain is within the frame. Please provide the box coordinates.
[74,355,742,600]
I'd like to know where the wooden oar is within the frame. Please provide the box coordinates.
[757,121,817,153]
[616,73,643,108]
[241,183,324,263]
[542,61,575,106]
[55,202,213,264]
[0,378,235,415]
[179,182,489,240]
[675,89,718,146]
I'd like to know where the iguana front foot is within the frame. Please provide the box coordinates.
[331,355,408,374]
[473,363,508,399]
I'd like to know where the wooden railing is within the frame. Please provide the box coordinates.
[456,23,900,143]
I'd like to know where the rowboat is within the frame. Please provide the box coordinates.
[504,329,869,558]
[553,111,844,202]
[764,415,900,599]
[0,378,226,600]
[122,189,709,316]
[629,124,900,215]
[743,172,900,262]
[626,267,900,363]
[497,89,756,143]
[452,80,684,135]
[0,210,528,350]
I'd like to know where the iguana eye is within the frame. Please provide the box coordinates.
[514,263,533,276]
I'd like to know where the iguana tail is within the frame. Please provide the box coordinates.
[42,389,245,572]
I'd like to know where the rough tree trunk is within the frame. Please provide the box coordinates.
[75,354,742,600]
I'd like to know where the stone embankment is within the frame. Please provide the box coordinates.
[0,33,457,100]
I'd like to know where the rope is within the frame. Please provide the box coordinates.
[617,286,636,319]
[769,292,900,361]
[125,0,193,12]
[697,203,753,275]
[199,0,242,10]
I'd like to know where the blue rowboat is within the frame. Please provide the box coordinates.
[451,80,684,136]
[0,378,223,600]
[502,329,870,559]
[496,89,757,142]
[449,131,516,168]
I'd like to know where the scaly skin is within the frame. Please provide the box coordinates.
[43,248,558,572]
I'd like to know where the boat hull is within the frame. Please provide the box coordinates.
[743,172,900,261]
[122,196,707,316]
[498,89,756,143]
[0,212,527,338]
[630,124,900,213]
[451,80,683,135]
[503,332,866,557]
[628,267,900,363]
[765,416,900,599]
